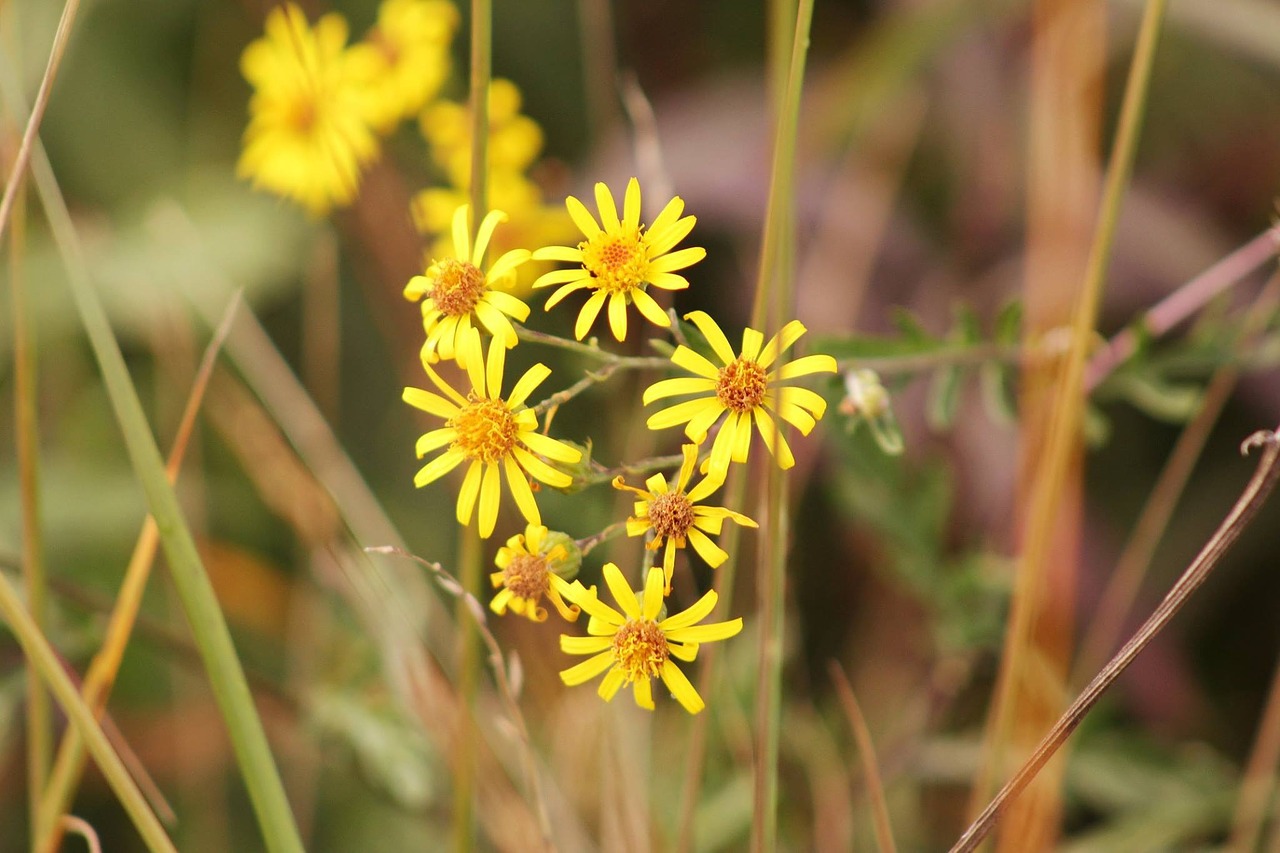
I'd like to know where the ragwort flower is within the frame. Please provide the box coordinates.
[559,563,742,714]
[613,444,756,592]
[644,311,837,479]
[404,204,531,366]
[490,524,584,622]
[532,178,705,342]
[402,330,582,538]
[348,0,458,132]
[238,3,378,216]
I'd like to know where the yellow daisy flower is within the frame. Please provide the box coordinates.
[490,524,584,623]
[612,443,757,592]
[531,177,706,342]
[238,3,379,217]
[348,0,458,132]
[402,329,582,538]
[404,204,532,366]
[418,79,544,186]
[643,311,837,479]
[559,563,742,714]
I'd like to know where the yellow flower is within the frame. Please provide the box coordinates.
[402,329,582,538]
[238,4,379,216]
[532,178,705,342]
[644,311,837,479]
[404,204,531,366]
[348,0,458,132]
[411,175,575,295]
[490,524,583,622]
[559,563,742,714]
[419,80,544,186]
[612,444,756,592]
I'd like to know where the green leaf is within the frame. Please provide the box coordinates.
[927,365,962,430]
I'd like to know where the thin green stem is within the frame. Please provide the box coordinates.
[750,2,815,850]
[453,526,482,853]
[576,520,629,557]
[574,451,684,489]
[468,0,491,216]
[24,131,303,853]
[969,0,1169,822]
[533,362,619,415]
[0,570,176,853]
[516,324,672,369]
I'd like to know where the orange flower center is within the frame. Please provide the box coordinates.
[648,491,695,542]
[450,397,518,463]
[369,27,402,66]
[612,619,669,681]
[286,93,319,135]
[502,553,549,601]
[716,358,768,413]
[580,230,647,293]
[430,259,488,317]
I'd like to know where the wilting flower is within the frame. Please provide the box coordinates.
[644,311,836,479]
[238,3,378,216]
[490,524,583,622]
[404,204,531,365]
[402,329,581,538]
[532,178,704,341]
[348,0,458,132]
[559,563,742,714]
[613,444,756,591]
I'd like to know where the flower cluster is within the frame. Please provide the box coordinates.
[235,0,838,727]
[238,0,457,216]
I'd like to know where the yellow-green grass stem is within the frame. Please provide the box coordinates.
[750,1,815,850]
[0,568,175,852]
[36,294,240,853]
[26,134,304,853]
[969,0,1169,820]
[453,0,491,846]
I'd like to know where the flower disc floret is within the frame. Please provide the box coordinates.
[558,563,743,713]
[644,311,838,479]
[402,329,582,538]
[613,443,756,590]
[405,205,531,366]
[532,177,706,342]
[490,524,584,622]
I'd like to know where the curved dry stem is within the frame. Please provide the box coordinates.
[952,427,1280,852]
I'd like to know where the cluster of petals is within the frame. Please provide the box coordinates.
[532,178,705,342]
[401,329,581,538]
[404,204,531,366]
[558,563,742,714]
[490,524,583,623]
[645,311,837,479]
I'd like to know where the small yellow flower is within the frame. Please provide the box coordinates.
[644,311,837,479]
[532,178,705,342]
[402,329,582,538]
[238,4,379,216]
[559,563,742,714]
[490,524,583,622]
[613,444,756,592]
[404,204,531,366]
[348,0,458,132]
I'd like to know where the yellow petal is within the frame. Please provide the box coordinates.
[683,311,736,365]
[603,562,640,619]
[607,291,628,342]
[472,209,507,266]
[560,651,614,685]
[670,345,721,379]
[512,446,573,488]
[403,387,460,419]
[485,330,506,397]
[645,377,717,402]
[642,566,664,620]
[414,449,465,488]
[415,427,457,457]
[451,203,471,261]
[648,246,706,273]
[561,635,612,654]
[504,456,541,525]
[478,462,501,538]
[632,676,654,710]
[574,290,608,340]
[594,181,620,231]
[666,618,743,645]
[455,460,482,522]
[623,177,642,229]
[660,588,718,631]
[630,286,671,329]
[660,660,704,714]
[565,194,602,238]
[755,407,796,469]
[686,527,728,568]
[507,363,551,410]
[777,353,838,380]
[646,398,721,434]
[598,666,626,701]
[759,320,807,368]
[740,328,764,361]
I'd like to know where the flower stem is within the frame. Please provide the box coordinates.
[576,520,629,558]
[751,1,815,851]
[516,323,672,369]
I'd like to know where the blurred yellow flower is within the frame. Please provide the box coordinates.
[490,524,583,622]
[238,3,378,216]
[419,79,544,186]
[402,329,582,538]
[404,204,531,366]
[532,178,704,342]
[349,0,458,132]
[613,443,756,592]
[559,563,742,714]
[644,311,836,479]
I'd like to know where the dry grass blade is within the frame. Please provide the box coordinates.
[36,293,242,852]
[1229,653,1280,853]
[952,427,1280,852]
[829,662,898,853]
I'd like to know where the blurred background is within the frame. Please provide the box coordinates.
[3,0,1280,849]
